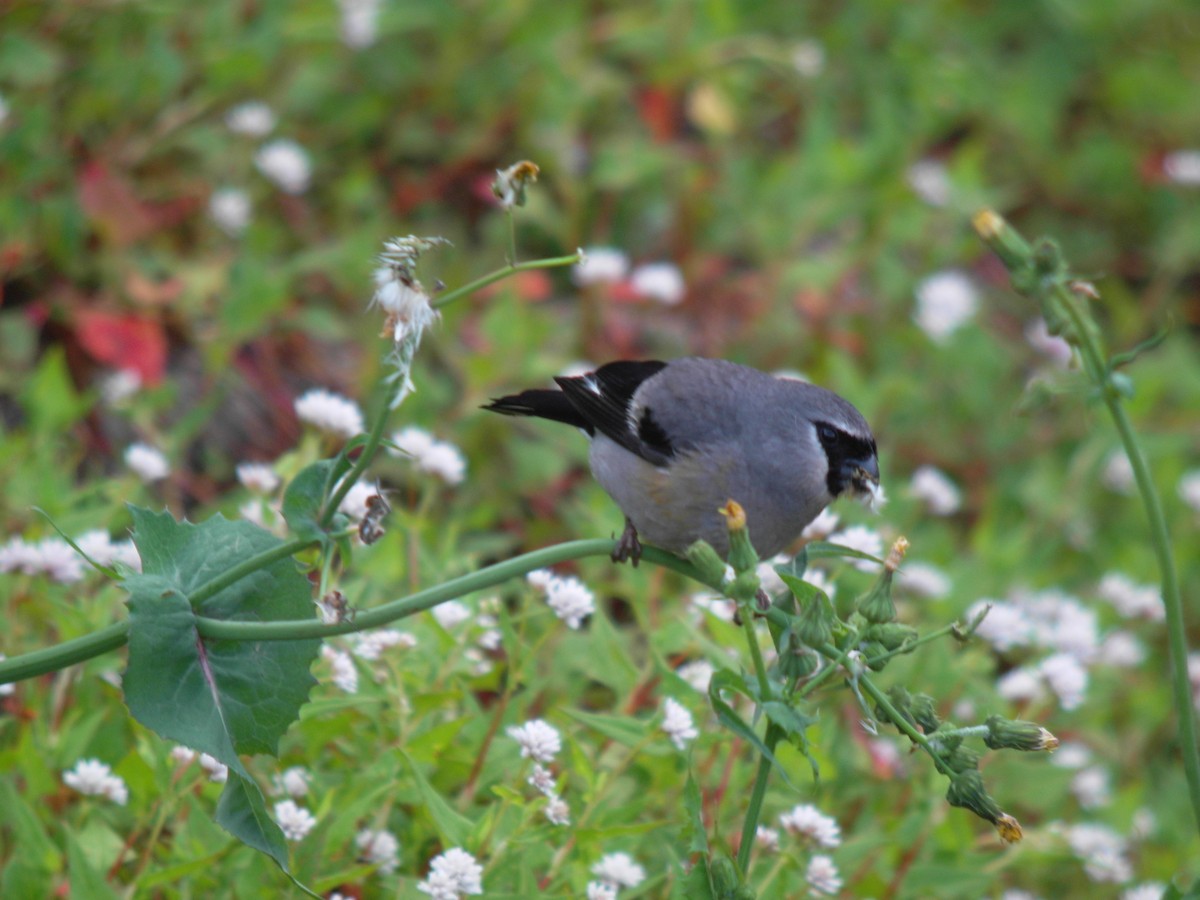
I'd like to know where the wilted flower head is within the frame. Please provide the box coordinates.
[914,270,979,342]
[492,160,540,208]
[294,389,364,439]
[417,847,484,899]
[255,139,311,194]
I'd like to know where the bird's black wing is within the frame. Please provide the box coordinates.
[553,360,674,466]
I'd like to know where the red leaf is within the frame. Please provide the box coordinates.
[74,309,167,384]
[77,161,159,246]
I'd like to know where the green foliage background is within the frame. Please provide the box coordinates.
[1,1,1198,897]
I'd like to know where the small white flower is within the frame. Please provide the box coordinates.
[906,158,951,207]
[356,828,400,874]
[543,574,595,630]
[1064,822,1132,883]
[1164,149,1200,186]
[661,697,699,750]
[896,561,951,598]
[526,568,554,590]
[1096,572,1164,621]
[914,270,979,342]
[1098,631,1144,668]
[1101,450,1135,494]
[909,465,962,515]
[828,525,884,572]
[586,882,618,900]
[791,39,825,78]
[209,187,251,236]
[676,659,715,692]
[321,646,358,694]
[573,247,629,285]
[1051,742,1092,770]
[337,480,377,521]
[544,795,571,826]
[99,368,142,405]
[273,767,311,798]
[0,537,39,575]
[1025,318,1073,367]
[417,847,484,899]
[294,389,364,439]
[255,139,312,194]
[630,262,686,305]
[1071,766,1111,810]
[274,800,316,841]
[528,764,557,796]
[779,803,841,848]
[801,508,839,540]
[337,0,383,49]
[431,600,471,629]
[198,752,228,783]
[125,442,170,482]
[1039,653,1088,711]
[591,852,646,889]
[968,600,1033,652]
[390,427,467,485]
[351,628,417,660]
[224,101,275,136]
[34,538,86,583]
[755,826,780,852]
[1123,885,1167,900]
[236,462,279,494]
[997,666,1044,703]
[1178,469,1200,513]
[805,854,842,896]
[507,719,562,763]
[63,759,128,805]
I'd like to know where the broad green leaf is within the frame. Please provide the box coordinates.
[682,768,708,856]
[123,507,319,761]
[282,460,336,540]
[215,773,291,875]
[804,540,883,567]
[762,701,818,780]
[563,708,663,752]
[772,549,808,583]
[63,827,120,900]
[400,750,474,848]
[707,671,795,790]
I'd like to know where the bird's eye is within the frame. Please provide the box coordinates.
[817,424,838,443]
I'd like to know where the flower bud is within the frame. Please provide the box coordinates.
[983,715,1060,752]
[795,589,834,648]
[909,693,941,733]
[946,769,1002,823]
[686,539,728,586]
[861,641,889,671]
[720,500,759,573]
[944,744,981,774]
[778,634,819,681]
[861,623,918,652]
[856,568,897,624]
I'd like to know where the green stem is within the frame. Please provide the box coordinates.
[737,723,783,873]
[844,658,951,776]
[192,538,317,604]
[431,254,582,310]
[0,621,129,684]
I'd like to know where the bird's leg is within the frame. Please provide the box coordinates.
[612,516,643,566]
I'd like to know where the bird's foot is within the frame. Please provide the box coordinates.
[612,517,643,567]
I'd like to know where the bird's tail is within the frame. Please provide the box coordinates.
[482,389,593,433]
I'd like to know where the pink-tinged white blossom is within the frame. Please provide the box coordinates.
[1025,318,1073,367]
[274,800,317,841]
[272,766,311,798]
[1039,653,1088,710]
[528,764,557,796]
[351,628,417,661]
[255,139,312,194]
[1098,631,1145,668]
[805,854,842,896]
[909,465,962,515]
[591,852,646,889]
[689,592,737,623]
[337,480,377,521]
[544,795,571,826]
[417,847,484,899]
[573,247,629,285]
[914,270,979,341]
[321,645,358,694]
[755,825,780,852]
[356,828,400,874]
[1096,572,1164,621]
[507,719,562,763]
[996,666,1044,703]
[630,262,686,305]
[801,508,839,540]
[1051,742,1093,770]
[1123,885,1167,900]
[779,803,841,848]
[99,368,142,405]
[676,659,715,692]
[528,573,595,630]
[661,697,699,750]
[63,759,128,805]
[294,389,364,439]
[586,882,618,900]
[125,442,169,482]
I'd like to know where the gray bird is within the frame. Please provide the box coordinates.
[484,358,880,563]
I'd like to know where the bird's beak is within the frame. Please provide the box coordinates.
[843,455,879,494]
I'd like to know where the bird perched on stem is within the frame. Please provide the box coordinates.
[484,358,881,563]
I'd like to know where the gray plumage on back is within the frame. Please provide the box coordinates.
[485,357,879,561]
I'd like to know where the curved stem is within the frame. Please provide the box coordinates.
[0,621,129,684]
[431,254,582,310]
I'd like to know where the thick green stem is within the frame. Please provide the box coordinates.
[737,723,783,873]
[976,210,1199,837]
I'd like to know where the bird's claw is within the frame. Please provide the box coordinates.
[612,517,643,567]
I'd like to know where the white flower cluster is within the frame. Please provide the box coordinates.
[255,139,312,194]
[274,799,317,841]
[908,465,962,515]
[779,803,842,849]
[171,745,229,783]
[125,442,170,482]
[337,0,383,48]
[572,246,686,305]
[417,847,484,899]
[321,645,359,694]
[969,584,1148,711]
[507,719,571,825]
[390,426,467,485]
[355,828,400,874]
[913,270,979,342]
[0,530,140,582]
[588,852,646,898]
[295,388,365,439]
[351,628,418,661]
[271,766,311,798]
[526,568,595,630]
[661,697,699,750]
[63,759,128,805]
